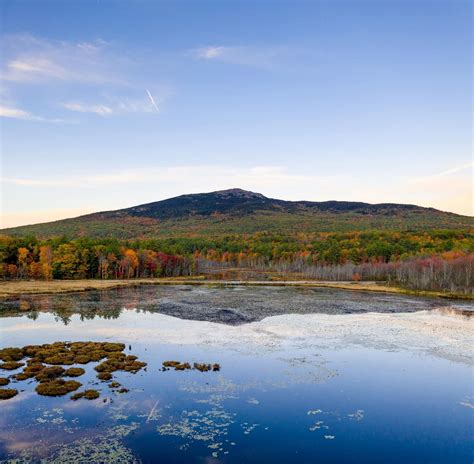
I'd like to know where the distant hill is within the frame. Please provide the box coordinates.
[2,188,473,239]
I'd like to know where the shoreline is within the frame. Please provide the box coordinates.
[0,278,472,300]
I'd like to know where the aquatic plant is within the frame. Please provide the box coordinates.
[36,379,82,396]
[117,388,129,394]
[109,381,121,389]
[0,341,145,400]
[0,347,24,362]
[64,367,85,377]
[0,361,24,370]
[0,388,18,400]
[35,366,65,382]
[163,361,221,372]
[97,372,113,381]
[70,389,100,401]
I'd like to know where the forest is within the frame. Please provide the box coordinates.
[0,230,472,294]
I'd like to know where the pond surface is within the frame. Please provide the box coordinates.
[0,285,472,463]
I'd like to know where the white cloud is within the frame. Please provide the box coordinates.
[1,35,119,84]
[193,45,292,69]
[196,46,226,59]
[62,102,114,116]
[0,104,65,122]
[62,90,160,116]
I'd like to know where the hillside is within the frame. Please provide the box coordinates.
[2,189,473,239]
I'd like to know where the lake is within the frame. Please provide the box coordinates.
[0,285,472,463]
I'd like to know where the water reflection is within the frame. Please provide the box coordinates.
[1,284,470,326]
[0,287,472,463]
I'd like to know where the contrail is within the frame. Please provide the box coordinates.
[146,89,159,112]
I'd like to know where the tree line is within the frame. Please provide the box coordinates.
[0,231,472,293]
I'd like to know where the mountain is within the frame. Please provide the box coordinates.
[2,188,473,239]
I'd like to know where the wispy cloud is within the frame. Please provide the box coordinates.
[1,35,119,84]
[62,90,161,116]
[61,102,114,116]
[0,104,65,123]
[193,45,293,69]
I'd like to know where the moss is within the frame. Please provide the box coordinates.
[97,372,113,381]
[0,347,24,362]
[65,367,85,377]
[71,389,100,401]
[193,363,211,372]
[102,343,126,352]
[0,377,10,386]
[44,354,75,365]
[0,341,144,399]
[0,361,24,370]
[35,366,66,382]
[107,352,126,361]
[162,361,181,368]
[163,360,190,370]
[0,388,18,400]
[95,359,123,373]
[83,389,100,400]
[123,361,147,373]
[36,379,82,396]
[88,350,108,362]
[23,345,41,357]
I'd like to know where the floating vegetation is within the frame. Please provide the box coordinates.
[162,360,191,371]
[95,357,147,375]
[0,361,24,370]
[347,409,364,421]
[241,422,259,435]
[0,347,24,361]
[36,366,66,382]
[109,381,121,389]
[309,420,328,431]
[157,407,235,454]
[162,361,220,372]
[246,398,260,405]
[48,423,139,463]
[65,367,85,377]
[97,372,112,381]
[36,379,82,396]
[71,389,100,401]
[0,341,146,400]
[0,388,18,400]
[117,388,129,394]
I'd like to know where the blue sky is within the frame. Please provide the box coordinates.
[1,0,472,227]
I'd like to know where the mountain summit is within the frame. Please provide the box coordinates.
[2,189,472,239]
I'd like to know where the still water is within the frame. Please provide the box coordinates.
[0,285,472,463]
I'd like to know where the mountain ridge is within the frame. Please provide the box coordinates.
[2,188,472,239]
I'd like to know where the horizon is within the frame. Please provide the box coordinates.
[1,0,473,228]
